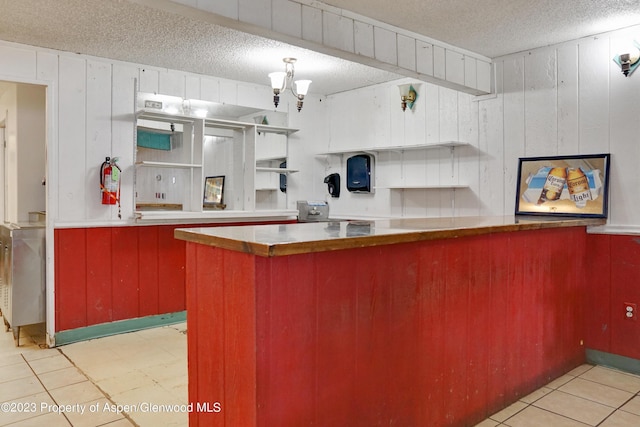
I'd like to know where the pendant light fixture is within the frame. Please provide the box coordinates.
[268,58,312,112]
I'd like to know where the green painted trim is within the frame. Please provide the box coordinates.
[586,348,640,376]
[54,311,186,346]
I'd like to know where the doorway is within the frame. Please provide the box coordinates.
[0,80,47,347]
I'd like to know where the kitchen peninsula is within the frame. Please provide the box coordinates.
[176,216,604,427]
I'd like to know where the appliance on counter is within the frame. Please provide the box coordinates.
[297,200,330,222]
[0,222,46,346]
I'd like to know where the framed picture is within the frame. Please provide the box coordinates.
[203,176,225,207]
[515,153,610,218]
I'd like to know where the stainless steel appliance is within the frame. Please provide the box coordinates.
[0,223,46,346]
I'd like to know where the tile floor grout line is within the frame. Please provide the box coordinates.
[20,350,73,426]
[56,349,140,427]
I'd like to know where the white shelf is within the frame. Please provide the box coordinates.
[318,141,468,155]
[256,187,280,191]
[136,161,202,169]
[257,124,299,135]
[256,155,287,162]
[134,209,298,222]
[377,184,469,190]
[256,167,299,174]
[137,109,195,124]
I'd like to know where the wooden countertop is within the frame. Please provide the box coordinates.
[174,215,606,257]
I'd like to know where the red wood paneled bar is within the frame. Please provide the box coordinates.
[175,216,605,427]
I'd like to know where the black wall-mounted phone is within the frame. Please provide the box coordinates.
[324,173,340,197]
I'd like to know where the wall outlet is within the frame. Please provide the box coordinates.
[624,302,637,321]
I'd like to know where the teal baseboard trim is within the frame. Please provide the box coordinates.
[586,348,640,376]
[53,311,186,346]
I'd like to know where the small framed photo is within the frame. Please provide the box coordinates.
[203,176,225,208]
[515,153,610,218]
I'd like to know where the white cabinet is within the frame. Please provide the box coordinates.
[134,108,298,221]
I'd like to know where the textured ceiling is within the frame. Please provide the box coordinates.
[0,1,640,96]
[323,0,640,58]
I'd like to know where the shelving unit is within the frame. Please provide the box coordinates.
[134,102,299,221]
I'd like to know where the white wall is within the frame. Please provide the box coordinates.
[0,39,326,227]
[324,25,640,228]
[485,26,640,228]
[324,80,480,218]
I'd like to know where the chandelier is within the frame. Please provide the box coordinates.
[268,58,312,112]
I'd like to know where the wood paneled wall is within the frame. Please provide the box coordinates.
[187,227,588,426]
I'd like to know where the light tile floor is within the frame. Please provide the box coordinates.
[0,322,187,426]
[2,322,640,426]
[475,364,640,427]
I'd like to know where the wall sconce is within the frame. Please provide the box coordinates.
[268,58,312,112]
[398,83,419,111]
[613,41,640,77]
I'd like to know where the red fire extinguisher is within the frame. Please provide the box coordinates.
[100,157,122,218]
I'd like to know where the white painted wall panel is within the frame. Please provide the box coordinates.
[354,21,374,58]
[502,57,525,215]
[323,11,354,53]
[199,0,237,19]
[36,52,58,83]
[524,50,557,157]
[556,44,579,155]
[85,60,113,221]
[273,0,302,38]
[302,5,323,44]
[57,56,87,221]
[0,44,36,79]
[397,35,416,72]
[445,50,465,86]
[185,75,201,100]
[416,41,434,77]
[578,37,609,154]
[139,68,159,93]
[239,0,271,29]
[374,27,397,66]
[200,77,220,102]
[433,46,446,80]
[478,62,505,216]
[159,72,186,98]
[112,64,138,219]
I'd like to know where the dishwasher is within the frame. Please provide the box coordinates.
[0,223,46,346]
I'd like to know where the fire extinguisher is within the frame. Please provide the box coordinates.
[100,157,122,219]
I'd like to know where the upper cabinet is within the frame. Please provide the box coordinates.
[134,93,298,221]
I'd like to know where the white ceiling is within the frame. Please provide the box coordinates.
[0,1,639,96]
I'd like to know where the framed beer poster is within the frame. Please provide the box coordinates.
[515,153,610,218]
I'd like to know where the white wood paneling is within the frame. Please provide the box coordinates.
[57,56,88,221]
[239,0,271,29]
[524,50,557,156]
[416,41,434,77]
[556,44,579,155]
[0,44,36,79]
[354,21,374,58]
[273,0,302,38]
[374,27,397,66]
[502,57,525,215]
[302,5,323,44]
[85,60,113,221]
[112,63,138,219]
[578,37,610,154]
